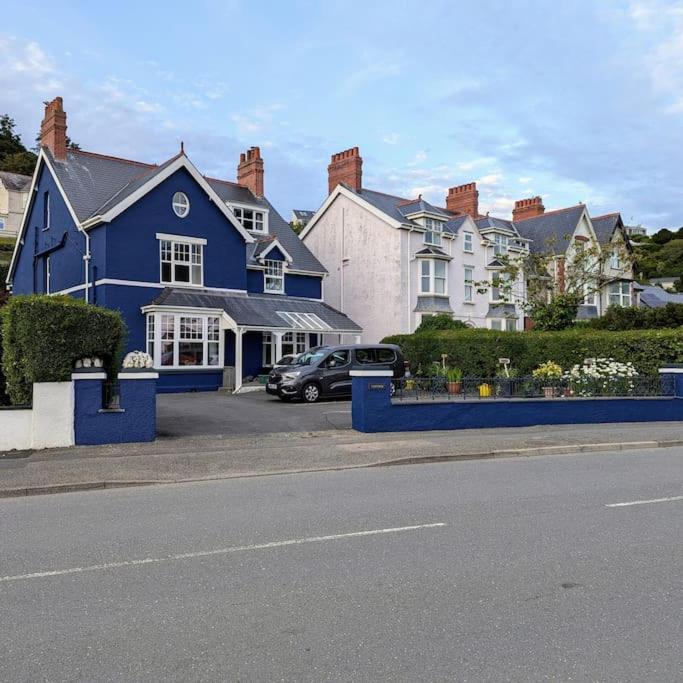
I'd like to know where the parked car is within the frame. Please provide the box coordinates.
[266,344,405,402]
[274,354,299,368]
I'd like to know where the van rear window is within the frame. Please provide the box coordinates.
[355,348,396,364]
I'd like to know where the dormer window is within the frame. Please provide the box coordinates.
[493,233,508,256]
[232,206,266,233]
[424,218,443,246]
[264,259,284,293]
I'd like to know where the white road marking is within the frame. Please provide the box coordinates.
[606,495,683,508]
[0,523,446,584]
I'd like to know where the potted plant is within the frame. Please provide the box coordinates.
[121,350,154,372]
[446,367,463,395]
[532,361,563,398]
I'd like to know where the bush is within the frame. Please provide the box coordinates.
[582,304,683,330]
[383,327,683,377]
[415,314,469,332]
[0,310,7,405]
[1,295,126,405]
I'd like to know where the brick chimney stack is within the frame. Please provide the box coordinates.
[328,147,362,194]
[446,182,479,217]
[40,97,67,161]
[237,146,264,196]
[512,196,545,221]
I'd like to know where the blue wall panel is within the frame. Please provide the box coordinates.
[157,370,223,393]
[243,331,264,378]
[247,268,264,293]
[285,273,322,299]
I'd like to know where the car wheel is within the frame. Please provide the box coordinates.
[302,382,321,403]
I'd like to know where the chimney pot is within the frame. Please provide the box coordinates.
[445,181,479,217]
[237,146,265,196]
[512,196,545,221]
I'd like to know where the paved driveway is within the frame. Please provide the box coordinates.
[156,389,351,437]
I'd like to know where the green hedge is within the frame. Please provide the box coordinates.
[579,303,683,330]
[1,295,126,405]
[383,328,683,377]
[0,310,7,405]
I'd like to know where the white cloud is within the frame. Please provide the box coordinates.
[382,132,400,145]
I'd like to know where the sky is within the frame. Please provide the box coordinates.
[1,0,682,230]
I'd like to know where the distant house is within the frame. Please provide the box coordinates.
[300,147,635,342]
[6,98,360,392]
[624,225,647,238]
[649,276,680,291]
[290,209,315,231]
[0,171,31,237]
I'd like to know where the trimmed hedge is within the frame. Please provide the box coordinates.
[0,310,7,405]
[1,295,126,405]
[383,328,683,377]
[579,303,683,330]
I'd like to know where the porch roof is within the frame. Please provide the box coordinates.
[147,288,362,333]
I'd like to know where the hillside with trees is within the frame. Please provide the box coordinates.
[633,227,683,291]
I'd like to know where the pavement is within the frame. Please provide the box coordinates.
[1,418,683,496]
[1,447,681,681]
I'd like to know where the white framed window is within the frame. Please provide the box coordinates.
[0,217,5,231]
[610,249,621,270]
[43,192,50,231]
[232,206,266,232]
[419,259,447,295]
[608,281,631,307]
[493,233,508,256]
[159,237,203,286]
[490,272,510,302]
[45,255,51,294]
[463,232,474,253]
[464,266,474,302]
[264,259,284,293]
[424,218,443,246]
[151,313,222,368]
[282,332,308,356]
[490,318,516,332]
[172,192,190,218]
[583,283,596,306]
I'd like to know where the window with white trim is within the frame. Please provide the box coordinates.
[490,318,517,332]
[43,191,50,231]
[420,259,447,295]
[424,218,443,246]
[608,281,631,307]
[152,313,221,368]
[493,233,508,256]
[490,272,510,302]
[610,249,621,270]
[463,232,473,253]
[264,259,284,293]
[160,238,203,286]
[464,267,474,302]
[172,192,190,218]
[232,206,266,232]
[45,255,51,294]
[282,332,308,357]
[0,217,6,231]
[583,283,596,306]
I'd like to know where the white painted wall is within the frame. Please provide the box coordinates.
[0,182,29,237]
[0,382,75,452]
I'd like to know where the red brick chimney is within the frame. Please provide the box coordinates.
[446,182,479,217]
[512,196,545,221]
[237,146,264,196]
[40,97,67,161]
[328,147,362,194]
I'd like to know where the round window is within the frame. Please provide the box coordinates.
[172,192,190,218]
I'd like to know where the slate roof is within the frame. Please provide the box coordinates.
[590,213,622,244]
[476,216,515,232]
[513,205,586,253]
[0,171,31,192]
[638,285,683,308]
[150,288,361,331]
[396,197,451,219]
[44,148,326,274]
[415,246,451,259]
[414,296,453,313]
[292,209,315,222]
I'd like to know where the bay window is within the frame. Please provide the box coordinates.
[159,236,204,286]
[490,272,510,301]
[424,218,443,246]
[420,259,447,295]
[608,281,631,307]
[493,233,508,256]
[148,313,222,368]
[490,318,517,332]
[264,259,284,293]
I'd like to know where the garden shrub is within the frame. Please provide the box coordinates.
[1,295,126,405]
[383,327,683,377]
[415,314,469,332]
[581,303,683,330]
[0,309,7,405]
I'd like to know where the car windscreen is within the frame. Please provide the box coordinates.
[295,350,328,366]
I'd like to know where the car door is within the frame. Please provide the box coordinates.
[320,350,352,395]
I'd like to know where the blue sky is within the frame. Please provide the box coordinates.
[2,0,682,229]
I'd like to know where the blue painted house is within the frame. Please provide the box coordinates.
[6,98,361,392]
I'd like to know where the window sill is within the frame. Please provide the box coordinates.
[264,290,286,295]
[159,282,205,289]
[157,366,224,373]
[419,293,450,298]
[463,301,476,305]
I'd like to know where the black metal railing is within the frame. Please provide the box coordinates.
[392,374,674,402]
[102,380,121,410]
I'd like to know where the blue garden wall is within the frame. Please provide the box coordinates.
[351,370,683,433]
[73,372,157,444]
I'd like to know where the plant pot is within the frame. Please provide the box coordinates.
[563,387,572,398]
[447,381,462,395]
[543,386,557,398]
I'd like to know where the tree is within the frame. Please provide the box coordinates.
[477,234,632,331]
[0,115,37,176]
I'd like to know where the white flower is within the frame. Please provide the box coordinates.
[122,351,154,369]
